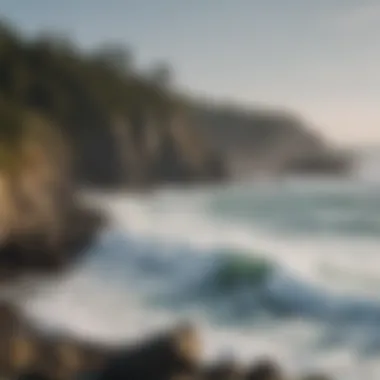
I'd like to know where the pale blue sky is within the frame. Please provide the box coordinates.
[1,0,379,146]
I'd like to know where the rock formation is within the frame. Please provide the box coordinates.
[0,100,104,281]
[0,302,109,380]
[189,103,352,178]
[97,323,201,380]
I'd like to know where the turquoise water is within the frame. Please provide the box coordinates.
[209,182,380,237]
[9,177,380,380]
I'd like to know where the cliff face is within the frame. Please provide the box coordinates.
[0,20,352,198]
[189,103,352,178]
[0,100,104,281]
[0,23,227,190]
[0,21,229,279]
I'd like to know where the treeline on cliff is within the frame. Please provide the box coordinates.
[0,21,226,189]
[0,19,352,191]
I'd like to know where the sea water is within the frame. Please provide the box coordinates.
[7,157,380,380]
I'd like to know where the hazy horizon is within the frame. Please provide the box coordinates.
[1,0,379,147]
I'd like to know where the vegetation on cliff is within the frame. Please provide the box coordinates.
[0,21,226,189]
[0,19,351,190]
[0,20,228,277]
[0,19,351,189]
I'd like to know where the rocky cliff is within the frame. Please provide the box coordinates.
[189,102,352,178]
[0,22,227,190]
[0,21,351,193]
[0,98,104,281]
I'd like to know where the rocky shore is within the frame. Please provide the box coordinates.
[0,109,336,380]
[0,302,332,380]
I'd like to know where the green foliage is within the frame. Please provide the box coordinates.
[0,20,175,137]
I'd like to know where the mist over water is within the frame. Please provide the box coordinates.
[7,155,380,380]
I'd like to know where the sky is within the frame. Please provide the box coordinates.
[1,0,379,147]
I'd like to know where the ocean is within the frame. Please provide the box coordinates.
[6,155,380,380]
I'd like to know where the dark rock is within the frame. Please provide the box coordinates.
[201,358,243,380]
[97,323,201,380]
[245,358,284,380]
[0,202,105,282]
[0,302,110,380]
[0,306,335,380]
[30,338,109,380]
[17,371,53,380]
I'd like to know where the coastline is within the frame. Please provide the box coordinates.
[0,301,332,380]
[2,178,379,380]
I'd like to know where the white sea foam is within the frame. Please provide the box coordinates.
[5,178,380,379]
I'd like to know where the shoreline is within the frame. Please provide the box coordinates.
[0,301,334,380]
